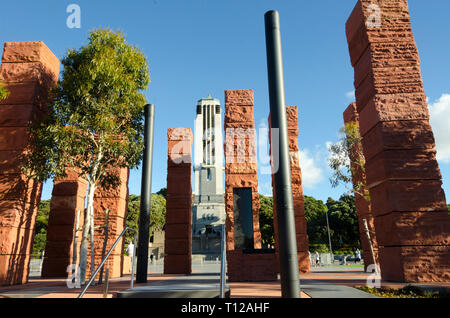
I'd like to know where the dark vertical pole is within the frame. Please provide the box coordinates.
[264,10,301,298]
[325,209,333,258]
[136,104,155,283]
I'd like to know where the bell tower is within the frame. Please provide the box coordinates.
[192,95,226,252]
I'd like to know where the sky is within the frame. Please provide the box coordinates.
[1,0,449,203]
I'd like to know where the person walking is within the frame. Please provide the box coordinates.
[355,249,361,264]
[126,241,135,258]
[126,241,135,273]
[314,251,320,267]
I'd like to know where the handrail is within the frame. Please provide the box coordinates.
[78,227,137,298]
[219,224,227,298]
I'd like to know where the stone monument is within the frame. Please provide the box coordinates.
[346,0,450,282]
[164,128,193,274]
[269,106,310,274]
[224,89,277,282]
[0,42,59,285]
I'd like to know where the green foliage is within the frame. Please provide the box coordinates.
[305,195,361,251]
[447,204,450,212]
[31,200,51,258]
[328,122,369,201]
[309,244,329,253]
[35,199,50,234]
[0,81,9,100]
[149,194,166,233]
[333,250,355,255]
[356,285,447,298]
[32,233,47,259]
[125,193,166,243]
[125,194,140,243]
[304,196,329,245]
[258,194,274,247]
[256,193,360,250]
[23,28,150,187]
[156,187,167,199]
[326,195,360,249]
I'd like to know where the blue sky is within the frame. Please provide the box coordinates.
[1,0,449,203]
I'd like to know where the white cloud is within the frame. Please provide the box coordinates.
[299,149,324,189]
[345,90,355,100]
[429,94,450,163]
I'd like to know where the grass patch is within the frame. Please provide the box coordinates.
[356,285,449,298]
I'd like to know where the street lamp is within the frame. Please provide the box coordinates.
[325,209,333,264]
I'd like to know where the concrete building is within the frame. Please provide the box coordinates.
[192,95,226,254]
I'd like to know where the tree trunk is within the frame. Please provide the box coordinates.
[71,210,81,284]
[79,181,96,285]
[98,209,109,284]
[89,205,95,285]
[79,144,103,285]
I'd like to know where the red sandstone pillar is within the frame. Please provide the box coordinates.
[42,166,129,279]
[343,102,379,271]
[346,0,450,282]
[224,89,277,282]
[0,42,59,285]
[164,128,193,274]
[90,167,130,278]
[41,169,87,277]
[269,106,310,274]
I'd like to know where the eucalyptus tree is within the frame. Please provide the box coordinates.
[24,28,150,283]
[328,122,369,201]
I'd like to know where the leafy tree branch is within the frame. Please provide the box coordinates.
[328,122,370,202]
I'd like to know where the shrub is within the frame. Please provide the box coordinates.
[309,244,329,253]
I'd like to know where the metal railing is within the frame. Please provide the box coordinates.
[219,224,227,298]
[78,227,137,298]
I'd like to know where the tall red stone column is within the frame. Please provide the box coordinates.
[164,128,193,274]
[90,167,130,278]
[346,0,450,282]
[41,169,87,277]
[224,89,277,282]
[269,106,310,274]
[42,167,129,279]
[343,103,379,271]
[0,42,59,285]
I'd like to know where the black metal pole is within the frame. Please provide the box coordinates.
[136,104,155,283]
[325,209,333,258]
[264,10,301,298]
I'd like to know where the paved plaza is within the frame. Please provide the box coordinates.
[1,261,448,298]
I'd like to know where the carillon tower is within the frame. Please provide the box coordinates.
[192,95,225,250]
